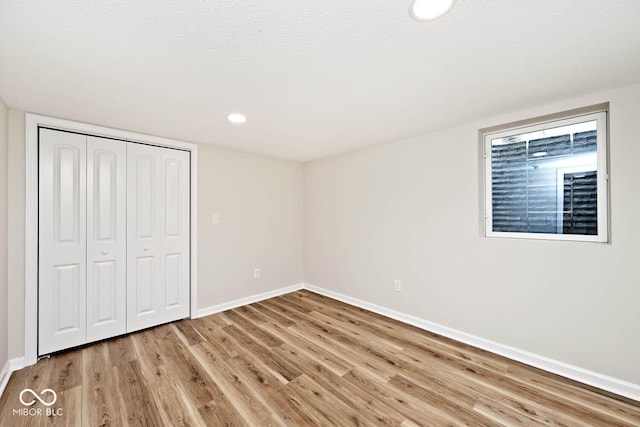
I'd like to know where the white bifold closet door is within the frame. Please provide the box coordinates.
[39,128,190,355]
[126,143,190,332]
[39,129,127,355]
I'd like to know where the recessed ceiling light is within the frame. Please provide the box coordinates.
[409,0,456,21]
[227,113,247,124]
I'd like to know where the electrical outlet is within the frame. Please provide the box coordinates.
[211,213,220,224]
[393,279,402,291]
[253,268,261,279]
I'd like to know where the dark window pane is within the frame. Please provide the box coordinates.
[563,171,598,235]
[528,134,571,159]
[490,120,598,236]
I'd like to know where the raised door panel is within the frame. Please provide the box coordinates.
[86,137,127,342]
[135,255,156,314]
[39,128,87,355]
[164,253,181,308]
[136,156,155,239]
[52,264,82,333]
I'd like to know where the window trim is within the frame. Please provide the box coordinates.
[483,110,608,242]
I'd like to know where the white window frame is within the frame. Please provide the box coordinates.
[483,110,608,242]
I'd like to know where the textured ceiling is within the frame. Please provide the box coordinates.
[1,1,639,161]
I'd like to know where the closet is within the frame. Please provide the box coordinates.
[38,128,190,355]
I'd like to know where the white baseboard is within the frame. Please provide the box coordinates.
[196,283,305,318]
[302,283,640,402]
[0,357,25,399]
[0,360,11,399]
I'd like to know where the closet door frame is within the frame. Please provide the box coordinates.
[25,113,199,366]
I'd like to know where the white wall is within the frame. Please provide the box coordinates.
[0,97,8,370]
[5,111,304,360]
[197,144,304,309]
[7,111,24,360]
[304,82,640,385]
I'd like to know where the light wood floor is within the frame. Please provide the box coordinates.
[1,290,638,426]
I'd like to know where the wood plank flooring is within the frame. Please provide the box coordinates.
[1,290,638,426]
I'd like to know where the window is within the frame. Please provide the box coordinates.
[482,109,608,242]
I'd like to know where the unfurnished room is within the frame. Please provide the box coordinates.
[0,0,639,426]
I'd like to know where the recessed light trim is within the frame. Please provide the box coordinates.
[409,0,456,21]
[227,113,247,124]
